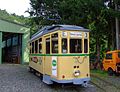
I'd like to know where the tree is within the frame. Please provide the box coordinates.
[0,9,27,25]
[28,0,108,60]
[27,0,61,35]
[104,0,120,50]
[28,0,120,66]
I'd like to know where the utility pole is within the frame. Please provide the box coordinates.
[115,3,119,50]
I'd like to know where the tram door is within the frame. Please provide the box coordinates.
[44,36,51,75]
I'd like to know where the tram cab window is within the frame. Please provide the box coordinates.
[62,39,67,53]
[35,40,38,53]
[70,39,82,53]
[52,33,58,53]
[46,38,50,54]
[39,38,42,53]
[32,42,34,53]
[84,39,88,53]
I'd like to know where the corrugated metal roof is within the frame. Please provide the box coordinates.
[0,18,29,33]
[30,25,90,41]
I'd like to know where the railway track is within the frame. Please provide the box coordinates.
[91,74,120,92]
[50,83,95,92]
[90,81,106,92]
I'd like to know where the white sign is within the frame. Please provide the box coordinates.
[84,33,88,38]
[62,32,67,37]
[70,32,82,37]
[52,56,57,77]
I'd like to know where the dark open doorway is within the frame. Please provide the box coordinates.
[2,32,22,64]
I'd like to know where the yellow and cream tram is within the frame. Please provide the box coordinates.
[29,25,90,85]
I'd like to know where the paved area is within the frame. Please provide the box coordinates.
[0,64,99,92]
[91,73,120,92]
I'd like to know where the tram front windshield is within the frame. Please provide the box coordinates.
[62,38,88,53]
[70,39,82,53]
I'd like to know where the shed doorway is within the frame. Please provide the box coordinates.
[2,32,22,64]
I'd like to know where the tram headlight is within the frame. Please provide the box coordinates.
[74,70,80,77]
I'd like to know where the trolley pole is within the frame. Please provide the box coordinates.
[115,4,119,50]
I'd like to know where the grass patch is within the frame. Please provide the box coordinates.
[90,69,108,77]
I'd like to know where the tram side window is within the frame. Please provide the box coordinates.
[70,39,82,53]
[39,44,42,53]
[39,38,42,42]
[84,39,88,53]
[35,40,38,53]
[39,38,42,53]
[52,33,58,53]
[32,42,34,53]
[46,38,50,54]
[62,39,67,53]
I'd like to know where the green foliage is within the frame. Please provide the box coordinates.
[91,69,108,77]
[0,9,29,25]
[27,0,61,34]
[28,0,120,62]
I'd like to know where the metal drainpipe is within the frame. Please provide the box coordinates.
[115,3,119,50]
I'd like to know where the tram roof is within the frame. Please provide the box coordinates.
[30,25,90,41]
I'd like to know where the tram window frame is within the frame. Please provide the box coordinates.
[70,39,82,53]
[35,40,38,53]
[52,33,58,53]
[46,38,50,54]
[32,42,34,53]
[62,38,67,53]
[84,39,88,53]
[39,38,42,42]
[38,38,42,53]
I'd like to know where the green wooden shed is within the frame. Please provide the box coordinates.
[0,18,30,64]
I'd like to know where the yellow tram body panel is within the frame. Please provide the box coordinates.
[29,25,90,85]
[29,55,90,81]
[29,56,43,73]
[57,56,90,80]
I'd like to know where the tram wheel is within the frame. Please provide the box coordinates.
[40,74,43,80]
[33,69,36,75]
[29,67,33,73]
[108,68,114,76]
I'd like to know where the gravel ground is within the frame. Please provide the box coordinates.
[0,64,100,92]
